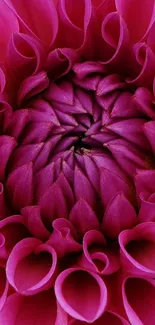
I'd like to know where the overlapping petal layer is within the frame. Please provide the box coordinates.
[0,0,155,324]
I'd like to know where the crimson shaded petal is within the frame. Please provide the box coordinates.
[6,238,57,295]
[103,193,137,239]
[7,163,33,211]
[69,199,100,237]
[55,268,108,322]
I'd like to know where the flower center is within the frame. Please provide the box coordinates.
[3,64,154,215]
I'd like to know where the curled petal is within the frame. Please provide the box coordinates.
[55,267,108,322]
[0,0,19,62]
[0,215,30,259]
[72,61,105,79]
[78,230,120,275]
[7,33,45,83]
[46,48,79,80]
[103,193,137,239]
[69,199,100,237]
[71,310,130,324]
[0,289,68,325]
[0,266,9,311]
[6,238,57,295]
[57,0,93,56]
[100,13,132,73]
[123,277,155,325]
[127,43,155,89]
[0,183,10,218]
[5,0,58,45]
[115,0,155,42]
[138,192,155,223]
[47,218,82,258]
[135,169,155,197]
[119,222,155,276]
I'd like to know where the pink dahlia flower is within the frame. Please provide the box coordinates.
[1,0,155,324]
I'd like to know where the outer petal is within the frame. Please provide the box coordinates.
[0,289,68,325]
[119,222,155,277]
[138,192,155,223]
[70,311,130,324]
[115,0,155,42]
[78,230,120,275]
[6,238,57,295]
[5,0,58,45]
[0,215,30,259]
[55,268,107,323]
[47,218,81,258]
[123,277,155,325]
[0,0,19,62]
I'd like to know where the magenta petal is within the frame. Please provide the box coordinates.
[144,120,155,153]
[0,183,10,218]
[18,71,49,106]
[116,0,155,42]
[0,0,19,62]
[0,215,30,259]
[0,266,9,311]
[21,205,50,241]
[69,199,100,236]
[105,139,148,176]
[40,183,68,226]
[138,192,155,223]
[55,267,107,322]
[56,173,75,209]
[103,193,137,239]
[47,218,81,258]
[6,238,57,295]
[6,0,58,45]
[34,162,55,202]
[7,163,33,211]
[0,136,16,181]
[71,310,130,324]
[135,169,155,197]
[123,277,155,325]
[100,167,132,207]
[119,222,155,276]
[0,289,67,325]
[107,118,149,150]
[74,167,97,209]
[79,230,120,275]
[6,109,29,140]
[9,143,43,172]
[7,33,45,83]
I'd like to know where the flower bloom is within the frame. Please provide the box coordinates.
[0,0,155,324]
